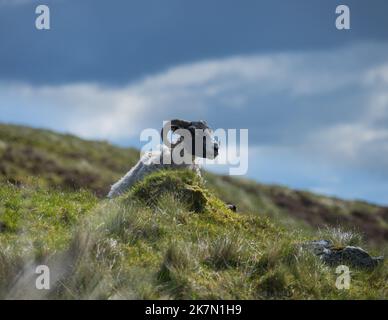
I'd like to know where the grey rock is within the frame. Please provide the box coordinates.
[302,240,384,269]
[301,240,333,255]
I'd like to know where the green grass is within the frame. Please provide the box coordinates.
[1,123,387,245]
[1,170,386,299]
[0,182,98,298]
[0,182,97,254]
[0,123,387,299]
[0,123,138,196]
[205,174,388,245]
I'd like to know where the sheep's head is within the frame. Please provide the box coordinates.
[161,119,219,159]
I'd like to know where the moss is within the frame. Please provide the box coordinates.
[130,170,207,213]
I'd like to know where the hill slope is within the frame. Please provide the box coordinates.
[1,123,387,244]
[0,123,387,299]
[0,123,139,196]
[1,170,387,299]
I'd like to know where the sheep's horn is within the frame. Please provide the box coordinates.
[170,119,191,130]
[161,119,191,147]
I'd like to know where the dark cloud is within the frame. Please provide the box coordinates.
[1,0,388,85]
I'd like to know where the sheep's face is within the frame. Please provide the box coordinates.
[162,120,219,160]
[187,121,219,159]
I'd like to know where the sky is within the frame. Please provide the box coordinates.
[1,0,388,205]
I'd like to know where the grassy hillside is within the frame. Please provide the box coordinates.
[0,123,387,299]
[1,170,387,299]
[1,123,387,245]
[206,175,388,245]
[0,123,138,196]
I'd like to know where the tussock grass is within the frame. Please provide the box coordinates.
[317,226,364,247]
[204,234,248,269]
[0,170,387,300]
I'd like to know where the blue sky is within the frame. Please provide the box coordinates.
[1,0,388,204]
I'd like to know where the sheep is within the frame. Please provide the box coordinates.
[107,119,220,198]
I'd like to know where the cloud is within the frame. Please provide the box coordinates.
[1,42,388,202]
[2,0,388,86]
[1,42,387,131]
[307,123,388,166]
